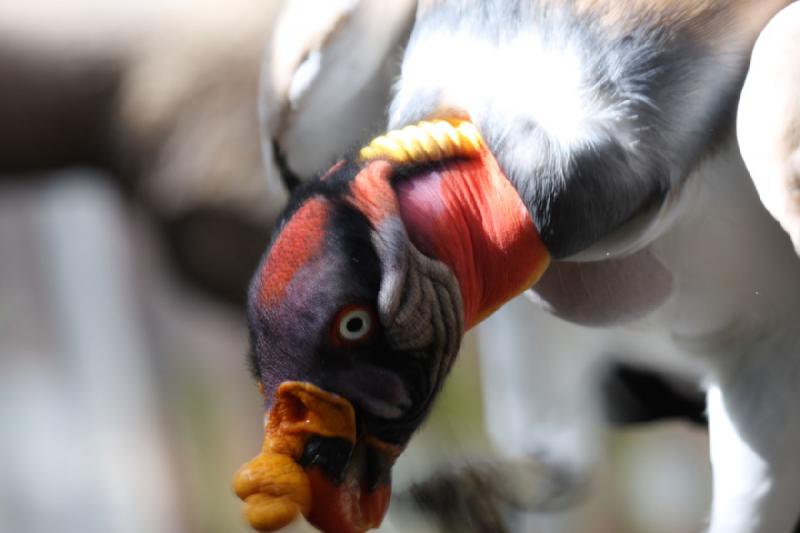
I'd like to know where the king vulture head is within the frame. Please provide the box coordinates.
[234,119,550,532]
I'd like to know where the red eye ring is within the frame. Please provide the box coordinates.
[331,304,376,346]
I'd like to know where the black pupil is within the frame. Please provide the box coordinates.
[346,316,364,333]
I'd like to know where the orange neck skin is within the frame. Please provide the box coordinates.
[395,147,551,330]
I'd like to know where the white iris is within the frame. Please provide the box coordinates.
[338,308,371,341]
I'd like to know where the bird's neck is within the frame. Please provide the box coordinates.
[395,148,550,329]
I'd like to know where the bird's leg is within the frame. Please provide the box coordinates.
[474,294,606,528]
[706,340,800,533]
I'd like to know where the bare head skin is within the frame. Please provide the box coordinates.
[235,120,549,532]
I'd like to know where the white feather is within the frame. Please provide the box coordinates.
[738,2,800,256]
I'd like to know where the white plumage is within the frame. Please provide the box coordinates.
[738,2,800,257]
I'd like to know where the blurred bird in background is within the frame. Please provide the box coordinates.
[247,1,800,533]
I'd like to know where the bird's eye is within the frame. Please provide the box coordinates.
[333,305,375,345]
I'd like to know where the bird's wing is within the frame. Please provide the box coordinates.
[261,0,416,190]
[738,2,800,256]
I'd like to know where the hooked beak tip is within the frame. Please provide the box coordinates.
[234,381,400,533]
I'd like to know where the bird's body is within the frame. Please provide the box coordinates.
[241,1,800,532]
[479,135,800,532]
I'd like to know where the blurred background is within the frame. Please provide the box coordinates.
[0,1,711,532]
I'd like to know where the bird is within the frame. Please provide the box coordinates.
[236,1,800,532]
[258,2,712,530]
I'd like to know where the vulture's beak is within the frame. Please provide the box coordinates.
[233,381,401,533]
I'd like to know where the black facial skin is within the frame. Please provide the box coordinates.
[300,436,353,484]
[300,435,393,490]
[247,177,440,446]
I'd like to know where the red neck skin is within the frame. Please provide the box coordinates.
[395,147,551,330]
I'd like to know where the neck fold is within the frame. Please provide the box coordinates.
[395,148,550,329]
